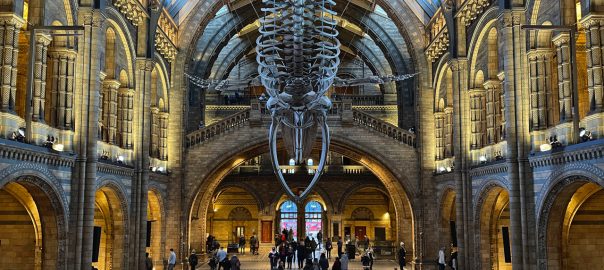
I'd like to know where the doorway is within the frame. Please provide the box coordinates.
[355,226,367,240]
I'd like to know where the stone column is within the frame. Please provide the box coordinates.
[0,14,23,113]
[48,48,77,129]
[469,88,486,149]
[444,106,453,157]
[434,111,445,160]
[553,33,573,122]
[31,33,51,122]
[582,15,604,112]
[159,111,168,160]
[150,106,159,158]
[102,80,120,143]
[484,80,502,144]
[528,49,555,130]
[118,87,134,149]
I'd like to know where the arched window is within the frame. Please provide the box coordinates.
[280,201,297,239]
[305,201,323,238]
[289,158,295,166]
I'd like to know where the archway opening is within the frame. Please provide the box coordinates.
[0,177,64,270]
[147,190,163,269]
[477,186,511,270]
[440,189,457,249]
[93,186,127,270]
[543,180,604,270]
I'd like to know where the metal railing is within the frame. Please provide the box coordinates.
[186,109,251,148]
[352,109,416,147]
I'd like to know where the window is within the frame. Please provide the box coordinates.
[305,201,323,238]
[280,201,297,240]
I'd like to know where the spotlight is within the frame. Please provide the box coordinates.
[52,143,64,152]
[446,166,452,172]
[438,167,446,173]
[151,166,157,172]
[540,143,552,152]
[117,155,124,164]
[579,128,592,142]
[479,155,487,163]
[157,167,165,172]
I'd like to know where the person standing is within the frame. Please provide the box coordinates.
[216,247,227,270]
[230,254,241,270]
[249,235,257,255]
[325,239,333,259]
[317,231,323,249]
[239,234,246,254]
[319,253,329,270]
[331,257,342,270]
[340,253,349,270]
[437,247,446,270]
[360,252,370,270]
[297,240,307,269]
[449,246,458,270]
[270,247,279,269]
[311,238,318,259]
[189,250,199,270]
[145,253,153,270]
[167,248,176,270]
[287,244,294,269]
[367,247,374,270]
[337,237,343,258]
[398,242,407,270]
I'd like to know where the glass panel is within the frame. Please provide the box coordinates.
[305,201,322,213]
[280,200,297,212]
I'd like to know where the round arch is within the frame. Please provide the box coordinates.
[147,189,165,269]
[93,183,130,270]
[186,139,416,258]
[473,183,510,270]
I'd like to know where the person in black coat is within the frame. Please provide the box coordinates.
[189,250,199,270]
[337,237,343,258]
[319,253,329,270]
[297,241,307,269]
[398,242,407,270]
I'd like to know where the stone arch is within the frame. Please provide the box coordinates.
[186,136,416,258]
[439,187,457,248]
[467,8,498,88]
[473,182,511,270]
[228,207,253,220]
[536,170,604,270]
[94,181,130,270]
[104,15,136,84]
[336,183,389,213]
[214,182,265,213]
[433,54,452,110]
[0,173,68,270]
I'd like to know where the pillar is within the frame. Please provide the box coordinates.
[118,87,133,149]
[469,88,486,149]
[484,80,502,144]
[31,33,51,122]
[528,49,555,130]
[554,33,573,122]
[583,15,604,112]
[0,14,23,113]
[434,111,445,160]
[48,48,77,129]
[102,80,120,143]
[444,106,453,157]
[159,111,168,160]
[150,106,159,158]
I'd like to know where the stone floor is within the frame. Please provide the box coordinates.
[193,250,404,270]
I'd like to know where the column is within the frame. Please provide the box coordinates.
[102,80,120,143]
[150,106,159,158]
[159,111,168,160]
[31,33,51,122]
[118,87,133,149]
[48,48,77,129]
[444,106,453,157]
[484,80,502,144]
[553,33,573,122]
[469,88,486,149]
[583,15,604,112]
[528,49,555,130]
[434,111,445,160]
[0,14,23,113]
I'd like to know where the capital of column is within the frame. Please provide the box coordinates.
[103,79,121,90]
[444,106,454,114]
[498,10,522,28]
[579,14,604,29]
[0,12,25,29]
[448,58,468,71]
[118,87,135,96]
[434,111,445,118]
[469,88,486,96]
[136,58,155,71]
[482,79,501,90]
[48,47,77,59]
[78,8,106,27]
[527,48,554,60]
[151,106,160,114]
[552,33,571,47]
[99,71,108,82]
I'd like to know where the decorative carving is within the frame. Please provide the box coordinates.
[456,0,490,27]
[351,207,375,220]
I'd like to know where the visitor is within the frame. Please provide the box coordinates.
[291,240,298,265]
[319,253,329,270]
[398,242,407,270]
[145,253,153,270]
[364,235,370,250]
[278,261,285,270]
[297,240,307,268]
[367,247,374,270]
[312,258,321,270]
[207,235,214,253]
[249,235,257,255]
[337,237,343,258]
[208,255,218,270]
[168,248,176,270]
[288,227,294,242]
[325,238,332,259]
[279,242,288,265]
[437,247,446,270]
[303,258,313,270]
[449,245,458,270]
[317,231,323,249]
[189,250,198,270]
[311,237,318,259]
[221,254,231,270]
[238,234,246,254]
[360,252,370,270]
[340,253,349,270]
[230,254,241,270]
[270,247,278,269]
[216,247,227,270]
[287,243,294,269]
[331,257,341,270]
